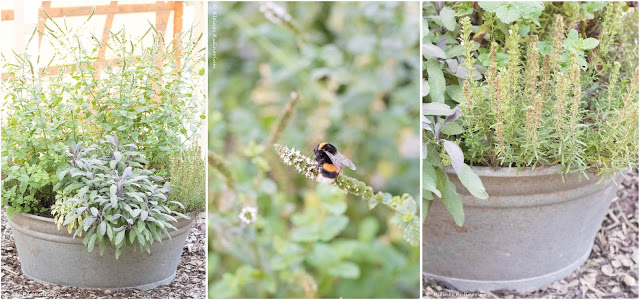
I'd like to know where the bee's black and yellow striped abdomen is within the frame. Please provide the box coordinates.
[320,163,339,179]
[314,142,340,180]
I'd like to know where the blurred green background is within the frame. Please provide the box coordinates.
[208,2,420,298]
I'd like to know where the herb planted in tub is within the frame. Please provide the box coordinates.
[167,145,206,213]
[1,10,205,217]
[54,135,189,258]
[1,7,206,289]
[422,2,638,227]
[422,2,638,292]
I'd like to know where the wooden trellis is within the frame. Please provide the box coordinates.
[1,1,185,78]
[1,9,14,21]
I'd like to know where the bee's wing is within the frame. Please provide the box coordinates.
[323,150,343,172]
[325,150,356,170]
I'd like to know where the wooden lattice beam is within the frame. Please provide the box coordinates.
[1,9,14,21]
[37,1,182,51]
[1,1,185,79]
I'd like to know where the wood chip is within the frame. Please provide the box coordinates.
[612,259,622,268]
[601,264,615,276]
[623,274,637,287]
[598,232,608,246]
[608,210,621,226]
[485,290,499,299]
[567,279,580,288]
[620,256,634,267]
[607,291,624,297]
[587,285,606,297]
[552,281,569,293]
[1,266,19,276]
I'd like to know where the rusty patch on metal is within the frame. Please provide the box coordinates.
[29,248,41,257]
[455,226,469,233]
[444,219,469,233]
[488,196,500,205]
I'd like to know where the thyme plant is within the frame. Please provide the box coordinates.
[168,145,206,213]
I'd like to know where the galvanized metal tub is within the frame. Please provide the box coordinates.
[8,212,194,290]
[422,166,620,292]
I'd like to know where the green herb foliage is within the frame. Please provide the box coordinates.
[168,145,206,213]
[51,189,83,234]
[458,7,638,176]
[478,2,544,25]
[54,135,188,258]
[1,10,205,216]
[422,2,489,226]
[422,1,638,225]
[209,2,419,298]
[274,144,420,245]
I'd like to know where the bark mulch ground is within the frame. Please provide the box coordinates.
[1,211,206,299]
[423,169,639,299]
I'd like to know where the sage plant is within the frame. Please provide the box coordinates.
[55,135,188,258]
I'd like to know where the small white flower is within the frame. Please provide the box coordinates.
[509,29,513,34]
[272,4,284,16]
[261,2,291,24]
[239,206,258,224]
[266,14,279,24]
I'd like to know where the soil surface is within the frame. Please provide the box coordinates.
[1,211,206,299]
[423,169,639,299]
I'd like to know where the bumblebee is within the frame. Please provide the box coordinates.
[313,142,356,182]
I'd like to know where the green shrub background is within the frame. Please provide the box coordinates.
[208,2,420,298]
[1,14,206,217]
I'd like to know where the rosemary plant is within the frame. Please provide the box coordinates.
[460,14,638,176]
[423,2,637,226]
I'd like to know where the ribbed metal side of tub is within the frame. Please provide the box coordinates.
[9,212,194,290]
[422,166,620,292]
